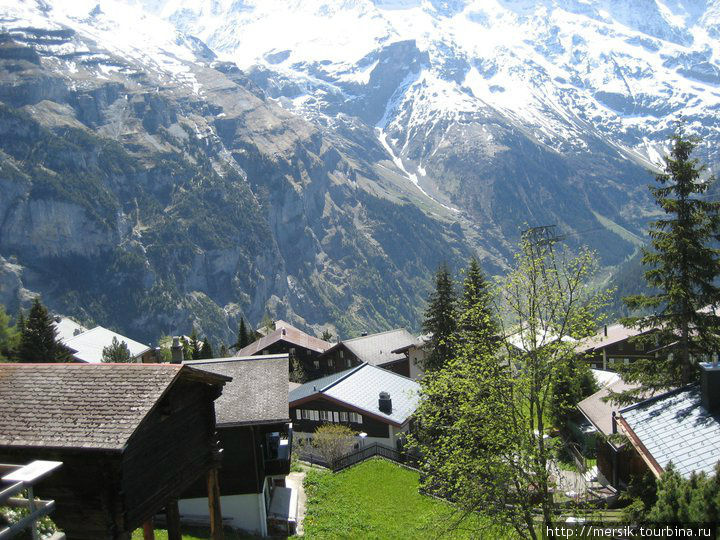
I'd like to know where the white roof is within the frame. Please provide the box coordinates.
[62,326,150,363]
[52,317,87,342]
[591,369,620,389]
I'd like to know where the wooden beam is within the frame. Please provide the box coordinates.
[207,468,224,540]
[165,498,181,540]
[142,520,155,540]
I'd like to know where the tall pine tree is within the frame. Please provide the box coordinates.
[199,339,214,359]
[233,317,251,350]
[455,257,499,355]
[620,128,720,396]
[18,298,70,362]
[421,263,458,372]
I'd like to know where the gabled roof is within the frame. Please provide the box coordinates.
[62,326,151,363]
[618,386,720,478]
[576,323,650,353]
[326,329,416,366]
[52,316,87,342]
[391,333,430,354]
[577,376,640,437]
[289,363,420,426]
[237,321,332,356]
[0,364,229,451]
[184,355,290,427]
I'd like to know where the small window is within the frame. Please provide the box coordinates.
[624,358,630,365]
[346,358,352,367]
[289,347,296,355]
[319,410,331,422]
[313,360,320,369]
[296,409,301,420]
[301,410,310,420]
[333,412,339,423]
[313,410,320,421]
[339,350,344,359]
[328,358,334,367]
[339,411,348,422]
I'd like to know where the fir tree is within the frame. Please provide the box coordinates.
[233,318,251,350]
[321,329,333,342]
[189,328,202,360]
[199,339,213,359]
[219,343,229,358]
[102,337,132,363]
[620,127,720,397]
[455,257,499,355]
[18,298,71,362]
[289,355,307,384]
[421,263,458,372]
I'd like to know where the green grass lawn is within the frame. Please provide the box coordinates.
[130,526,254,539]
[302,458,516,539]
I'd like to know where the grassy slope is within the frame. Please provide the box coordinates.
[302,459,515,539]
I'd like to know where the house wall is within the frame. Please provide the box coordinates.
[179,491,268,536]
[380,359,410,377]
[408,347,425,380]
[258,340,344,379]
[291,397,390,439]
[122,378,219,528]
[320,345,361,374]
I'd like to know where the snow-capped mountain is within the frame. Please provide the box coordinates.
[1,0,719,342]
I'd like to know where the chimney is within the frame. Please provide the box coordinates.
[171,336,184,364]
[378,391,392,414]
[603,325,608,337]
[700,361,720,414]
[281,328,286,336]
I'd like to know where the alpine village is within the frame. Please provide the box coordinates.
[2,1,720,539]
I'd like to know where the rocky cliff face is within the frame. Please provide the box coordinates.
[0,1,472,344]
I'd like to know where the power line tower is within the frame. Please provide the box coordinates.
[521,225,563,256]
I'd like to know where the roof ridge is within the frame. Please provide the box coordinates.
[342,328,410,343]
[319,363,367,393]
[618,383,697,414]
[370,363,416,382]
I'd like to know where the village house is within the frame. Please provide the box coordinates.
[53,316,153,363]
[180,354,295,536]
[577,372,647,488]
[576,323,658,370]
[0,363,229,540]
[614,362,720,479]
[320,328,418,377]
[289,363,420,448]
[236,320,333,380]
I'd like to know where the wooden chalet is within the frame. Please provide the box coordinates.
[0,363,229,540]
[576,323,658,370]
[320,329,418,377]
[236,321,333,380]
[289,363,420,447]
[181,355,294,536]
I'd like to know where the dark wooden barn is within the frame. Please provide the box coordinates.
[181,355,293,536]
[0,363,230,540]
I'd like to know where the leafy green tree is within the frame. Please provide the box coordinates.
[421,263,458,372]
[312,424,356,466]
[259,313,275,335]
[18,298,71,362]
[199,339,213,359]
[0,304,20,361]
[412,239,607,538]
[102,336,132,363]
[549,355,597,432]
[620,127,720,397]
[289,355,307,384]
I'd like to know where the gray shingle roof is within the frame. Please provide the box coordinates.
[0,363,227,451]
[620,387,720,478]
[331,329,416,366]
[289,363,420,426]
[185,355,290,426]
[578,378,640,436]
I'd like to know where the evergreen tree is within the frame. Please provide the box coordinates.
[620,128,720,396]
[455,257,498,355]
[18,298,71,362]
[102,337,132,363]
[421,263,458,372]
[289,355,307,384]
[321,329,333,342]
[0,304,20,361]
[189,328,202,360]
[233,318,251,350]
[219,343,229,358]
[199,339,213,359]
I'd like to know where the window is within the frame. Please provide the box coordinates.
[319,410,331,422]
[339,350,344,359]
[313,360,320,369]
[339,411,348,422]
[328,358,334,367]
[313,410,320,421]
[349,412,363,424]
[296,409,301,420]
[301,409,310,420]
[333,412,339,423]
[624,358,630,365]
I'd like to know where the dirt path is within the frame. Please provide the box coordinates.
[286,471,307,535]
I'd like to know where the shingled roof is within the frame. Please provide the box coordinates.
[185,355,290,426]
[236,322,332,356]
[325,329,416,366]
[0,364,229,451]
